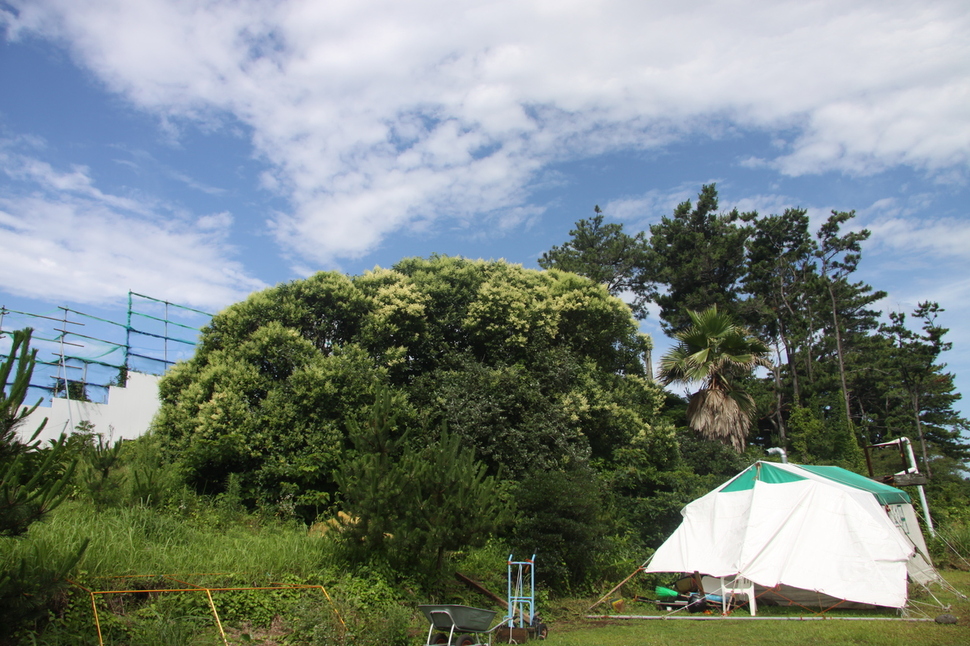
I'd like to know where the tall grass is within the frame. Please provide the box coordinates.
[936,522,970,569]
[18,500,415,645]
[24,501,334,582]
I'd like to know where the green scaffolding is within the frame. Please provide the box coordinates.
[0,291,212,405]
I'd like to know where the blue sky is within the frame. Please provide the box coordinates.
[1,1,969,421]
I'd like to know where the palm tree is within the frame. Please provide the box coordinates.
[659,306,771,452]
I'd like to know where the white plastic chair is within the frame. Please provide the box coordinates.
[720,576,757,616]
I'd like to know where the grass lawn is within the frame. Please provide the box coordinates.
[540,571,970,646]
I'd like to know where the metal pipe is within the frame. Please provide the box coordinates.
[870,437,935,536]
[766,447,788,463]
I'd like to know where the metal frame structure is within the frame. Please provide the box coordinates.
[72,574,345,646]
[1,292,210,409]
[505,554,535,629]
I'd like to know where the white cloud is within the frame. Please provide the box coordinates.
[867,215,970,262]
[602,184,813,227]
[0,148,266,309]
[4,0,969,267]
[603,185,700,224]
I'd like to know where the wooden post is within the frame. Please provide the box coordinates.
[454,572,509,610]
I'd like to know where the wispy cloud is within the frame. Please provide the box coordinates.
[602,184,705,225]
[867,214,970,262]
[4,0,969,267]
[0,144,266,309]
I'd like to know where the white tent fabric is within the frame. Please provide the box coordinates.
[643,462,935,608]
[888,502,938,586]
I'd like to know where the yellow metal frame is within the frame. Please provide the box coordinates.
[70,574,346,646]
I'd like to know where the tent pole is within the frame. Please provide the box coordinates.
[869,438,935,537]
[589,566,643,610]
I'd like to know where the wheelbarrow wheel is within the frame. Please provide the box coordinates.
[430,633,450,645]
[453,634,475,646]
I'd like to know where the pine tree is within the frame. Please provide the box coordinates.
[647,184,756,333]
[334,389,510,584]
[539,205,653,320]
[1,329,87,639]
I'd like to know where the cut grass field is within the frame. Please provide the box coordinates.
[541,571,970,646]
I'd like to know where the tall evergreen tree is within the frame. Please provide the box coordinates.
[647,184,756,333]
[744,209,817,441]
[881,302,968,474]
[538,206,653,320]
[542,188,967,482]
[814,211,886,425]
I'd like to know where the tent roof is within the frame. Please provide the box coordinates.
[721,461,911,506]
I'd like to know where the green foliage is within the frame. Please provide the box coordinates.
[0,329,88,643]
[22,497,418,646]
[77,432,125,510]
[157,324,392,519]
[1,328,46,453]
[539,206,653,319]
[509,465,615,592]
[879,302,969,474]
[121,433,185,509]
[659,306,771,452]
[646,184,757,333]
[673,426,749,479]
[606,428,728,552]
[412,356,589,477]
[51,380,89,403]
[935,518,970,569]
[787,405,864,470]
[0,536,89,643]
[335,389,511,586]
[1,436,77,537]
[325,568,413,646]
[554,187,969,477]
[155,256,661,525]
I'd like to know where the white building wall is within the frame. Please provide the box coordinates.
[18,372,162,443]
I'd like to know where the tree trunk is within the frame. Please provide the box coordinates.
[776,276,802,407]
[827,281,852,425]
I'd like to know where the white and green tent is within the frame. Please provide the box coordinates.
[643,461,940,609]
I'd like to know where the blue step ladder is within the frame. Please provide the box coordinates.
[505,554,535,629]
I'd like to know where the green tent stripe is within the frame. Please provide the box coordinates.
[720,468,757,492]
[757,462,809,484]
[721,462,806,492]
[796,464,911,505]
[718,461,912,505]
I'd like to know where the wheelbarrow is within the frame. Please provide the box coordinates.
[419,604,498,646]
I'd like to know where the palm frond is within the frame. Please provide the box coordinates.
[685,388,756,453]
[658,305,771,452]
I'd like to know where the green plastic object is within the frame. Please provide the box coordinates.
[655,586,679,600]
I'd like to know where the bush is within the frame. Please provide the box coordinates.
[507,465,615,593]
[0,534,88,645]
